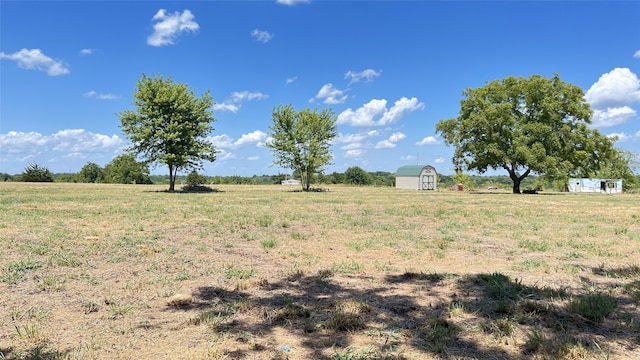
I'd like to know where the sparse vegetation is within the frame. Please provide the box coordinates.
[0,183,638,359]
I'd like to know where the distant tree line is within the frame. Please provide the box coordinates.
[2,155,151,184]
[3,162,639,192]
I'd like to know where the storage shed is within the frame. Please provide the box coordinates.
[396,165,437,190]
[568,178,622,194]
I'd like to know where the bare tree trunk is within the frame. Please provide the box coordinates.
[511,177,521,194]
[507,167,530,194]
[168,165,175,192]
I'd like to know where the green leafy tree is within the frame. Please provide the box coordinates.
[327,171,345,184]
[118,74,217,192]
[344,166,372,185]
[596,148,638,191]
[53,173,78,183]
[78,162,104,183]
[102,154,152,184]
[21,163,53,182]
[267,104,338,192]
[436,74,615,194]
[185,170,208,186]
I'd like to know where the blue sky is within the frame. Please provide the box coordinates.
[1,1,639,177]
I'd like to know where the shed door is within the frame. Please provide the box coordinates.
[421,175,435,190]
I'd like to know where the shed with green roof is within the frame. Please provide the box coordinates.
[395,165,437,190]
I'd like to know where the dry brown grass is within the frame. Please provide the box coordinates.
[0,182,639,359]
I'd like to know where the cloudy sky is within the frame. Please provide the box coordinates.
[1,1,639,177]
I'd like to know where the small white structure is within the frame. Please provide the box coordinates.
[568,178,622,194]
[396,165,437,190]
[281,179,301,186]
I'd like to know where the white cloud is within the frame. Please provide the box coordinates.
[0,48,70,76]
[607,132,630,142]
[337,99,387,126]
[0,129,123,155]
[379,97,425,125]
[83,90,118,100]
[213,103,240,113]
[215,91,268,113]
[276,0,309,5]
[634,50,640,59]
[334,130,380,144]
[147,9,199,47]
[235,130,268,147]
[338,97,424,127]
[341,143,363,151]
[251,29,274,43]
[344,149,365,159]
[607,131,640,142]
[375,140,396,149]
[209,131,267,149]
[435,157,446,164]
[311,83,348,104]
[416,136,439,146]
[388,132,406,142]
[0,131,48,152]
[585,68,640,108]
[591,106,637,128]
[286,76,298,84]
[51,129,123,152]
[230,91,268,102]
[247,156,260,161]
[209,134,235,149]
[218,150,236,161]
[79,48,96,56]
[345,69,381,84]
[375,132,406,149]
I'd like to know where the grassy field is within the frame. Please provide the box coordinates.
[0,182,638,360]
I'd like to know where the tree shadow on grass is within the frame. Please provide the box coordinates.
[0,345,73,360]
[183,267,640,358]
[186,271,551,359]
[143,185,224,193]
[456,272,639,358]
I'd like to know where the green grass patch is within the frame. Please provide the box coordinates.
[570,293,617,323]
[224,268,256,279]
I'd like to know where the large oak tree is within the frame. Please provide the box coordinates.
[267,104,338,192]
[119,74,216,191]
[436,74,615,193]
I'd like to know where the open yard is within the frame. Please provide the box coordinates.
[0,183,638,359]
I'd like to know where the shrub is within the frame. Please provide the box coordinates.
[21,163,53,182]
[186,170,208,186]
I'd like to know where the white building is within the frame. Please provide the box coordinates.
[568,178,622,194]
[281,179,301,186]
[395,165,437,190]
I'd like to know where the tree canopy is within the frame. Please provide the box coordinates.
[118,74,216,192]
[78,162,103,183]
[102,154,152,184]
[344,166,372,186]
[436,74,616,193]
[267,104,338,191]
[596,148,639,191]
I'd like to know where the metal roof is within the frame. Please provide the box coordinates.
[396,165,435,176]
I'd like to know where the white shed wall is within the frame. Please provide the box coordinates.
[396,176,419,190]
[568,178,622,194]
